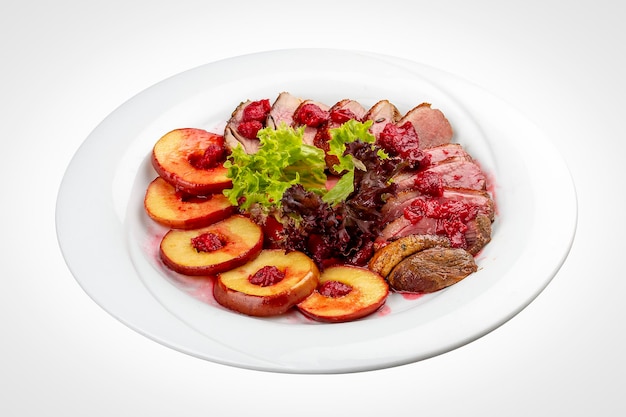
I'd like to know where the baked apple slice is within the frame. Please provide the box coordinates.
[297,265,389,323]
[144,177,235,229]
[213,249,320,317]
[151,128,232,195]
[159,215,263,276]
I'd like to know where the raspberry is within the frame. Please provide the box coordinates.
[318,280,352,298]
[237,120,263,139]
[191,233,224,252]
[248,266,285,287]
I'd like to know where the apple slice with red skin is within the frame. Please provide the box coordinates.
[144,177,235,229]
[297,265,389,323]
[213,249,320,317]
[152,128,232,195]
[159,215,263,276]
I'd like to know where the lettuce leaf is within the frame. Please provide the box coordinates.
[223,124,327,212]
[322,119,380,205]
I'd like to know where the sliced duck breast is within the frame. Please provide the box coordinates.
[224,100,262,154]
[364,100,401,139]
[381,189,422,224]
[379,213,491,254]
[419,157,487,191]
[423,143,472,166]
[329,99,367,122]
[464,214,492,255]
[266,92,302,129]
[398,103,453,149]
[386,246,477,293]
[381,187,495,226]
[379,215,441,242]
[292,99,331,146]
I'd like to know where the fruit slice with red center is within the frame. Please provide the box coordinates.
[213,249,320,317]
[151,128,232,195]
[297,265,389,323]
[144,177,235,229]
[159,215,263,276]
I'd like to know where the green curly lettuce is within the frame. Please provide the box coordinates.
[322,119,384,204]
[223,124,327,212]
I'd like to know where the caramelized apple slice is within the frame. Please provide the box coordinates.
[213,249,320,317]
[159,215,263,276]
[297,265,389,323]
[151,128,232,195]
[144,177,235,229]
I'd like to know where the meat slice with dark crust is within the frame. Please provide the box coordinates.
[292,99,331,146]
[387,246,477,293]
[330,98,367,121]
[266,92,302,129]
[397,103,454,149]
[368,234,451,278]
[464,214,492,255]
[224,100,261,154]
[364,100,401,139]
[381,187,495,225]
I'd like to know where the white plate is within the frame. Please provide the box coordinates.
[56,49,577,373]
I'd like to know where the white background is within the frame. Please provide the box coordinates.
[2,0,624,416]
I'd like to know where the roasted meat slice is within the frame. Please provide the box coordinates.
[368,234,451,278]
[378,185,495,251]
[386,246,477,293]
[266,92,302,129]
[364,100,401,139]
[313,99,367,173]
[224,100,262,154]
[292,99,331,146]
[423,143,472,166]
[464,214,492,255]
[381,187,495,225]
[397,103,453,149]
[380,214,441,242]
[330,99,367,121]
[421,157,487,191]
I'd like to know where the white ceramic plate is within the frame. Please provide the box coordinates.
[56,49,577,373]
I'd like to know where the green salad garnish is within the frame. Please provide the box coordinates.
[224,119,386,212]
[223,125,327,211]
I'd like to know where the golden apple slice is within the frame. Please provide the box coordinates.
[144,177,235,229]
[297,265,389,323]
[159,215,263,276]
[213,249,320,317]
[151,128,232,195]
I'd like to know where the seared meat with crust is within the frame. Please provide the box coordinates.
[387,246,477,293]
[331,99,367,121]
[364,100,401,139]
[381,187,495,225]
[292,99,331,146]
[224,100,262,154]
[369,234,451,278]
[397,103,454,149]
[378,186,494,254]
[464,214,492,255]
[266,92,302,129]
